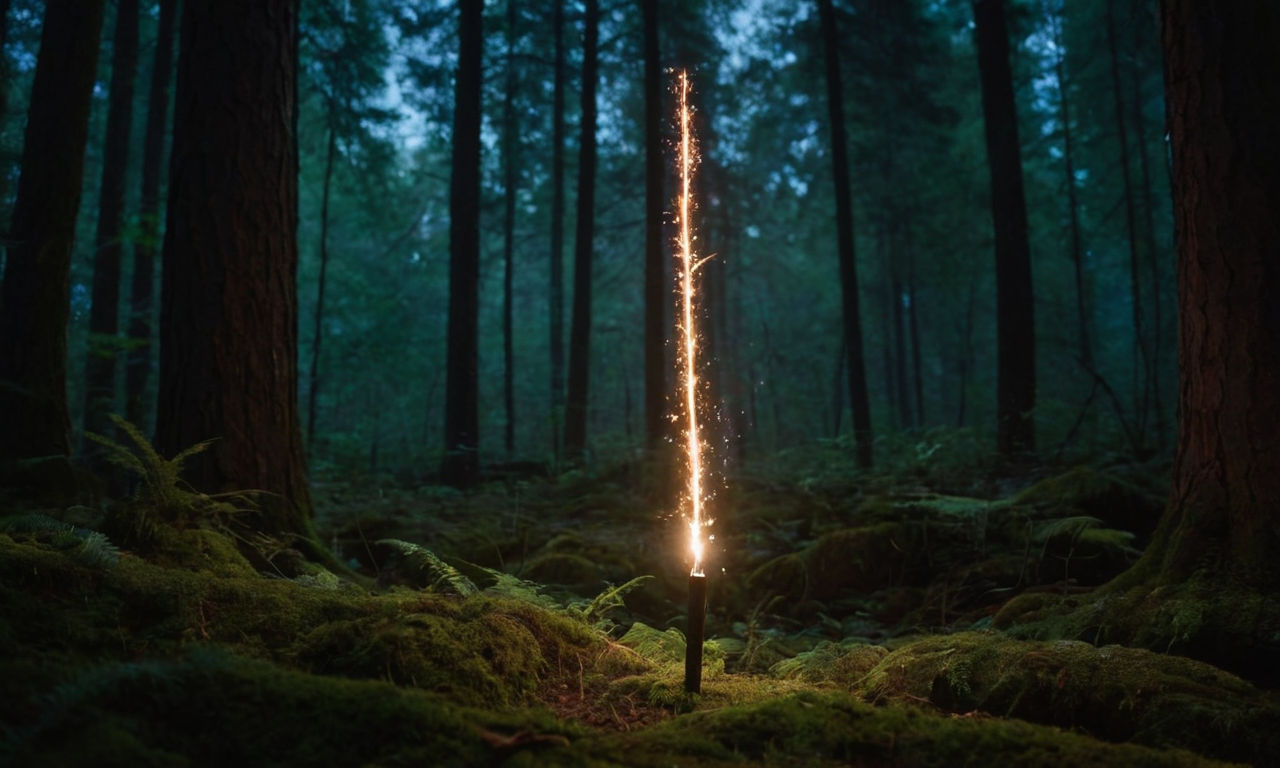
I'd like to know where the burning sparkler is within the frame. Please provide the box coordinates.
[675,69,710,695]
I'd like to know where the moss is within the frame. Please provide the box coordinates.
[1010,467,1163,541]
[771,641,889,686]
[0,534,607,711]
[592,690,1224,767]
[996,573,1280,686]
[5,648,591,768]
[150,528,257,578]
[748,523,924,609]
[856,631,1278,764]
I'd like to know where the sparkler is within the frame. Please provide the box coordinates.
[676,69,710,695]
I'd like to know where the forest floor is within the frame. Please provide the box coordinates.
[2,434,1278,766]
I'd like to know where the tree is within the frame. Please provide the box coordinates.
[547,0,566,464]
[973,0,1035,455]
[155,0,312,535]
[500,0,520,455]
[0,0,13,210]
[440,0,483,488]
[1131,1,1280,595]
[817,0,873,468]
[641,0,665,454]
[563,0,599,461]
[1000,0,1280,682]
[83,0,140,439]
[0,0,105,469]
[124,0,178,430]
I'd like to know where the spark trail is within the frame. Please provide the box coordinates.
[677,69,706,577]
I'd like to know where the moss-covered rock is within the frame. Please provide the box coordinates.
[995,574,1280,687]
[856,631,1279,764]
[592,690,1225,767]
[3,648,587,768]
[1010,467,1163,542]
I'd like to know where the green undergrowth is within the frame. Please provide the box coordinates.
[594,690,1226,767]
[778,631,1273,765]
[0,524,1253,766]
[994,572,1280,687]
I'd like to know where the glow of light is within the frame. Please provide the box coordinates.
[677,70,708,577]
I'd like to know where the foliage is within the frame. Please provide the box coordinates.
[0,513,119,570]
[84,414,248,546]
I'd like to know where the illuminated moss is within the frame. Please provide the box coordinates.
[856,631,1279,764]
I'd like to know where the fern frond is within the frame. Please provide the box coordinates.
[378,539,478,596]
[573,575,654,627]
[619,622,686,667]
[84,429,147,477]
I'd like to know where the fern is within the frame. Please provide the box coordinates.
[85,414,249,546]
[0,514,119,570]
[85,414,216,515]
[477,568,559,609]
[378,539,478,596]
[619,621,688,667]
[566,575,654,629]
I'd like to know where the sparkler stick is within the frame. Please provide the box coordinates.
[676,69,708,695]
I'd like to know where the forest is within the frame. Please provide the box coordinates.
[0,0,1277,765]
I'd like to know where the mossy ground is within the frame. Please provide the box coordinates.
[0,458,1269,766]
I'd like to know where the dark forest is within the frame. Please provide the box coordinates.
[1,0,1278,765]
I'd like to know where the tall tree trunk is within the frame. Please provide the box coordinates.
[440,0,483,487]
[1130,0,1166,450]
[0,0,14,217]
[1107,0,1148,447]
[955,279,976,427]
[156,0,312,534]
[1048,5,1092,370]
[818,0,873,468]
[641,0,666,454]
[125,0,177,431]
[548,0,565,464]
[831,328,845,437]
[1133,1,1280,589]
[973,0,1035,455]
[501,0,519,456]
[0,0,105,470]
[563,0,598,462]
[907,249,924,426]
[891,274,911,428]
[84,0,141,440]
[1030,2,1280,683]
[306,111,337,456]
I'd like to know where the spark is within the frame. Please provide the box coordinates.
[677,70,707,577]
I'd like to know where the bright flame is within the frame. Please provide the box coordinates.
[677,70,706,577]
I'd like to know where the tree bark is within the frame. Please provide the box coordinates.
[0,0,14,215]
[818,0,873,468]
[1130,0,1166,449]
[156,0,312,534]
[440,0,483,488]
[1107,0,1149,447]
[501,0,519,456]
[548,0,566,464]
[1048,6,1092,371]
[642,0,666,453]
[306,112,337,455]
[891,275,911,428]
[84,0,141,440]
[0,0,105,467]
[1137,1,1280,589]
[973,0,1035,455]
[125,0,178,431]
[907,253,924,427]
[563,0,598,462]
